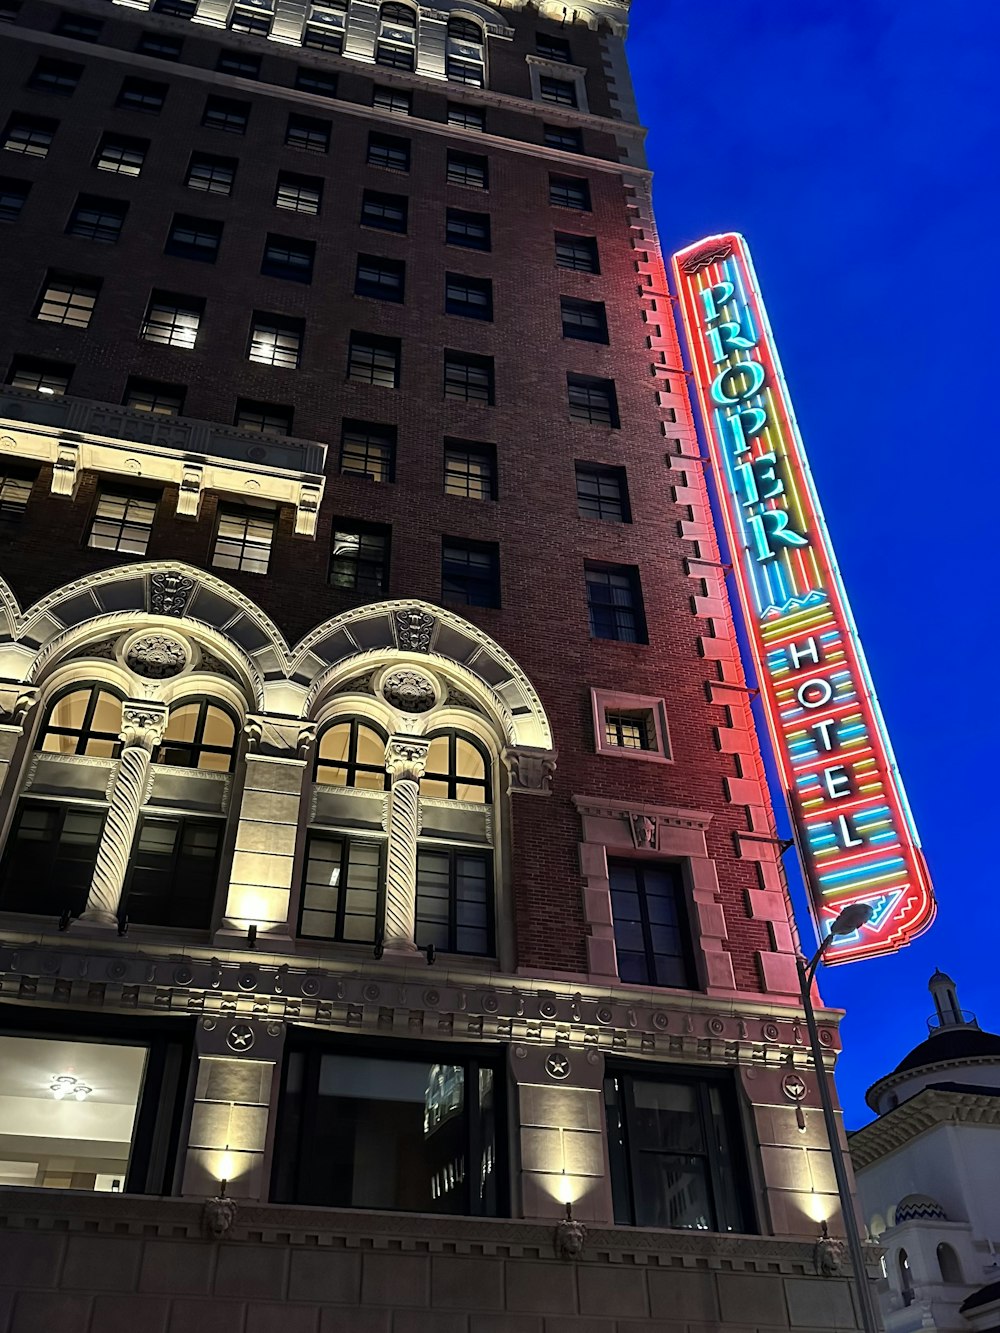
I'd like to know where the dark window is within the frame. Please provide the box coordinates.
[141,291,203,349]
[0,0,19,19]
[568,373,618,426]
[446,208,489,250]
[212,506,275,574]
[375,7,415,72]
[375,46,414,71]
[229,5,270,34]
[248,314,304,369]
[35,271,100,328]
[443,350,493,403]
[286,113,330,153]
[123,816,223,929]
[314,717,389,788]
[299,833,384,942]
[576,463,629,521]
[117,77,167,114]
[446,56,484,87]
[445,273,492,320]
[347,332,399,388]
[585,562,646,643]
[3,114,58,158]
[67,194,127,243]
[153,0,196,14]
[420,730,490,802]
[442,539,499,607]
[0,176,29,221]
[94,133,148,177]
[302,23,342,51]
[123,376,185,415]
[367,131,410,171]
[88,487,158,554]
[544,124,581,152]
[447,103,485,131]
[561,295,608,343]
[372,85,410,115]
[6,355,72,395]
[54,12,102,40]
[340,419,395,481]
[235,398,294,435]
[261,233,315,282]
[29,57,83,95]
[447,16,483,41]
[0,802,104,918]
[416,848,493,955]
[37,684,122,757]
[447,150,487,189]
[444,440,495,500]
[536,32,571,61]
[0,466,34,526]
[216,48,260,77]
[549,173,590,210]
[165,213,222,263]
[202,95,249,134]
[361,188,407,232]
[605,1069,751,1232]
[355,254,405,303]
[272,1038,504,1215]
[330,523,390,594]
[380,2,415,21]
[155,698,237,771]
[275,170,322,215]
[136,32,183,58]
[555,231,599,273]
[186,152,236,195]
[608,860,694,988]
[539,74,576,106]
[296,65,339,93]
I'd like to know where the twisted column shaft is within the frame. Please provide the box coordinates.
[382,735,429,953]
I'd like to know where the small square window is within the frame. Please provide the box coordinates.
[0,177,30,221]
[446,207,489,250]
[275,170,322,215]
[35,271,100,328]
[6,355,72,395]
[361,188,407,233]
[136,32,183,59]
[202,95,249,134]
[212,506,275,574]
[302,24,342,52]
[66,194,127,243]
[347,332,399,388]
[0,467,35,526]
[447,150,488,189]
[355,254,405,303]
[549,173,590,210]
[286,113,330,153]
[3,114,57,158]
[248,313,304,369]
[261,233,315,283]
[235,398,294,435]
[544,124,582,153]
[536,32,571,62]
[330,522,390,594]
[28,57,83,96]
[186,152,236,195]
[54,12,102,40]
[117,77,168,114]
[445,273,492,320]
[444,440,495,500]
[124,376,185,415]
[94,134,148,177]
[443,350,493,404]
[296,66,338,94]
[539,75,576,107]
[561,296,608,343]
[230,6,270,34]
[217,49,260,77]
[585,563,646,643]
[165,213,223,263]
[555,231,599,273]
[340,419,395,481]
[368,131,410,172]
[447,103,485,131]
[141,291,203,349]
[88,487,158,555]
[442,538,499,608]
[575,463,629,522]
[373,85,410,115]
[568,373,618,427]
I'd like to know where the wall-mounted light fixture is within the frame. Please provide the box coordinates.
[554,1170,586,1260]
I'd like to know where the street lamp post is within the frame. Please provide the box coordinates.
[797,902,880,1333]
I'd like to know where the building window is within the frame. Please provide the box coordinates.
[29,57,83,96]
[568,373,618,427]
[444,440,495,500]
[445,273,492,320]
[447,103,485,131]
[35,272,100,328]
[212,506,275,574]
[446,16,485,86]
[286,113,330,153]
[299,833,384,942]
[0,803,105,919]
[94,134,148,177]
[544,125,582,153]
[376,1,416,71]
[136,32,183,58]
[123,816,223,929]
[549,174,590,210]
[315,717,388,788]
[275,171,322,216]
[373,85,410,115]
[576,463,629,521]
[444,350,493,404]
[561,296,608,343]
[235,399,293,435]
[217,48,260,76]
[87,487,158,555]
[302,24,342,51]
[66,195,127,243]
[609,860,692,986]
[123,377,185,415]
[202,96,249,134]
[248,314,303,369]
[938,1244,963,1285]
[536,32,571,62]
[347,332,400,388]
[186,152,236,195]
[361,188,407,232]
[141,292,203,349]
[156,699,237,771]
[593,691,670,761]
[555,231,599,273]
[585,562,646,643]
[442,539,499,608]
[340,420,395,481]
[447,150,488,189]
[446,208,489,250]
[539,75,576,107]
[37,684,122,757]
[0,176,29,221]
[296,65,338,93]
[420,730,490,802]
[3,114,57,158]
[164,213,222,263]
[416,848,493,955]
[261,234,315,283]
[0,467,34,527]
[604,1070,751,1232]
[355,254,405,303]
[116,77,167,114]
[55,12,103,40]
[329,523,390,594]
[367,131,410,172]
[6,356,72,395]
[229,5,270,34]
[153,0,195,15]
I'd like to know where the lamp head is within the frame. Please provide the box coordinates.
[829,902,873,937]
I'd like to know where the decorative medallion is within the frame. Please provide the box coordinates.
[363,983,381,1002]
[226,1023,255,1052]
[381,669,437,714]
[545,1052,571,1081]
[596,1005,614,1024]
[150,570,194,617]
[301,976,321,997]
[707,1017,726,1037]
[819,1027,835,1047]
[125,633,188,679]
[106,960,128,981]
[394,608,435,652]
[481,993,499,1013]
[173,965,194,986]
[237,969,257,992]
[762,1021,781,1042]
[423,988,441,1007]
[781,1071,808,1103]
[651,1011,669,1031]
[538,999,558,1020]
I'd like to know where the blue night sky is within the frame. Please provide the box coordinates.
[627,0,1000,1126]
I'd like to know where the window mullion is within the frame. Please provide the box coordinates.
[335,836,349,940]
[635,866,657,983]
[698,1081,723,1231]
[449,849,459,952]
[621,1075,642,1226]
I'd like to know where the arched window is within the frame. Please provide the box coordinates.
[156,700,238,772]
[376,2,417,69]
[37,685,123,758]
[315,718,389,790]
[899,1250,914,1305]
[446,14,485,86]
[937,1244,962,1284]
[448,15,482,41]
[420,730,490,802]
[381,2,415,24]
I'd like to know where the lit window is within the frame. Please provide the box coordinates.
[66,195,127,244]
[164,214,223,263]
[585,562,646,643]
[37,685,123,757]
[441,541,499,608]
[443,441,495,500]
[123,377,185,415]
[6,356,72,395]
[555,231,599,273]
[568,373,618,426]
[367,131,410,172]
[186,153,236,195]
[286,113,330,153]
[87,488,158,555]
[275,171,322,215]
[29,57,83,95]
[234,398,294,435]
[447,150,487,189]
[443,350,493,403]
[549,173,590,210]
[35,272,100,328]
[415,849,493,954]
[125,816,223,928]
[329,524,390,594]
[248,314,303,369]
[445,273,492,320]
[372,85,410,115]
[315,718,389,789]
[420,730,490,802]
[340,420,395,481]
[156,699,237,771]
[94,134,148,176]
[212,507,275,574]
[446,208,489,250]
[141,293,203,349]
[539,75,576,106]
[0,176,29,221]
[605,711,651,750]
[299,833,384,942]
[261,234,315,282]
[2,115,57,158]
[576,463,629,521]
[347,333,399,388]
[593,690,670,761]
[202,96,249,134]
[116,77,167,114]
[360,189,406,232]
[355,254,405,302]
[561,296,608,342]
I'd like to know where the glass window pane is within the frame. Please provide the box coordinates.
[163,701,199,743]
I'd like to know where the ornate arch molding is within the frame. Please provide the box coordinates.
[428,0,514,37]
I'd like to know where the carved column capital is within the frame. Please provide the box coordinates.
[503,746,557,796]
[120,700,168,751]
[0,683,38,726]
[385,735,430,784]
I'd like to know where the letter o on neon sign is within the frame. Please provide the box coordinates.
[710,359,766,406]
[796,677,834,709]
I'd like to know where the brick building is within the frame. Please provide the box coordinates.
[0,0,873,1327]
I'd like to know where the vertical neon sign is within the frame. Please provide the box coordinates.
[672,233,935,964]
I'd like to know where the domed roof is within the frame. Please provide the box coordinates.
[894,1026,1000,1075]
[894,1194,948,1224]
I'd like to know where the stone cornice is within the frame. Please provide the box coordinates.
[572,794,714,830]
[849,1087,1000,1169]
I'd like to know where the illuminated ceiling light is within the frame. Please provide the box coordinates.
[50,1074,92,1101]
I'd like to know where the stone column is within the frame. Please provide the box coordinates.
[382,735,430,953]
[80,700,167,928]
[0,684,38,816]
